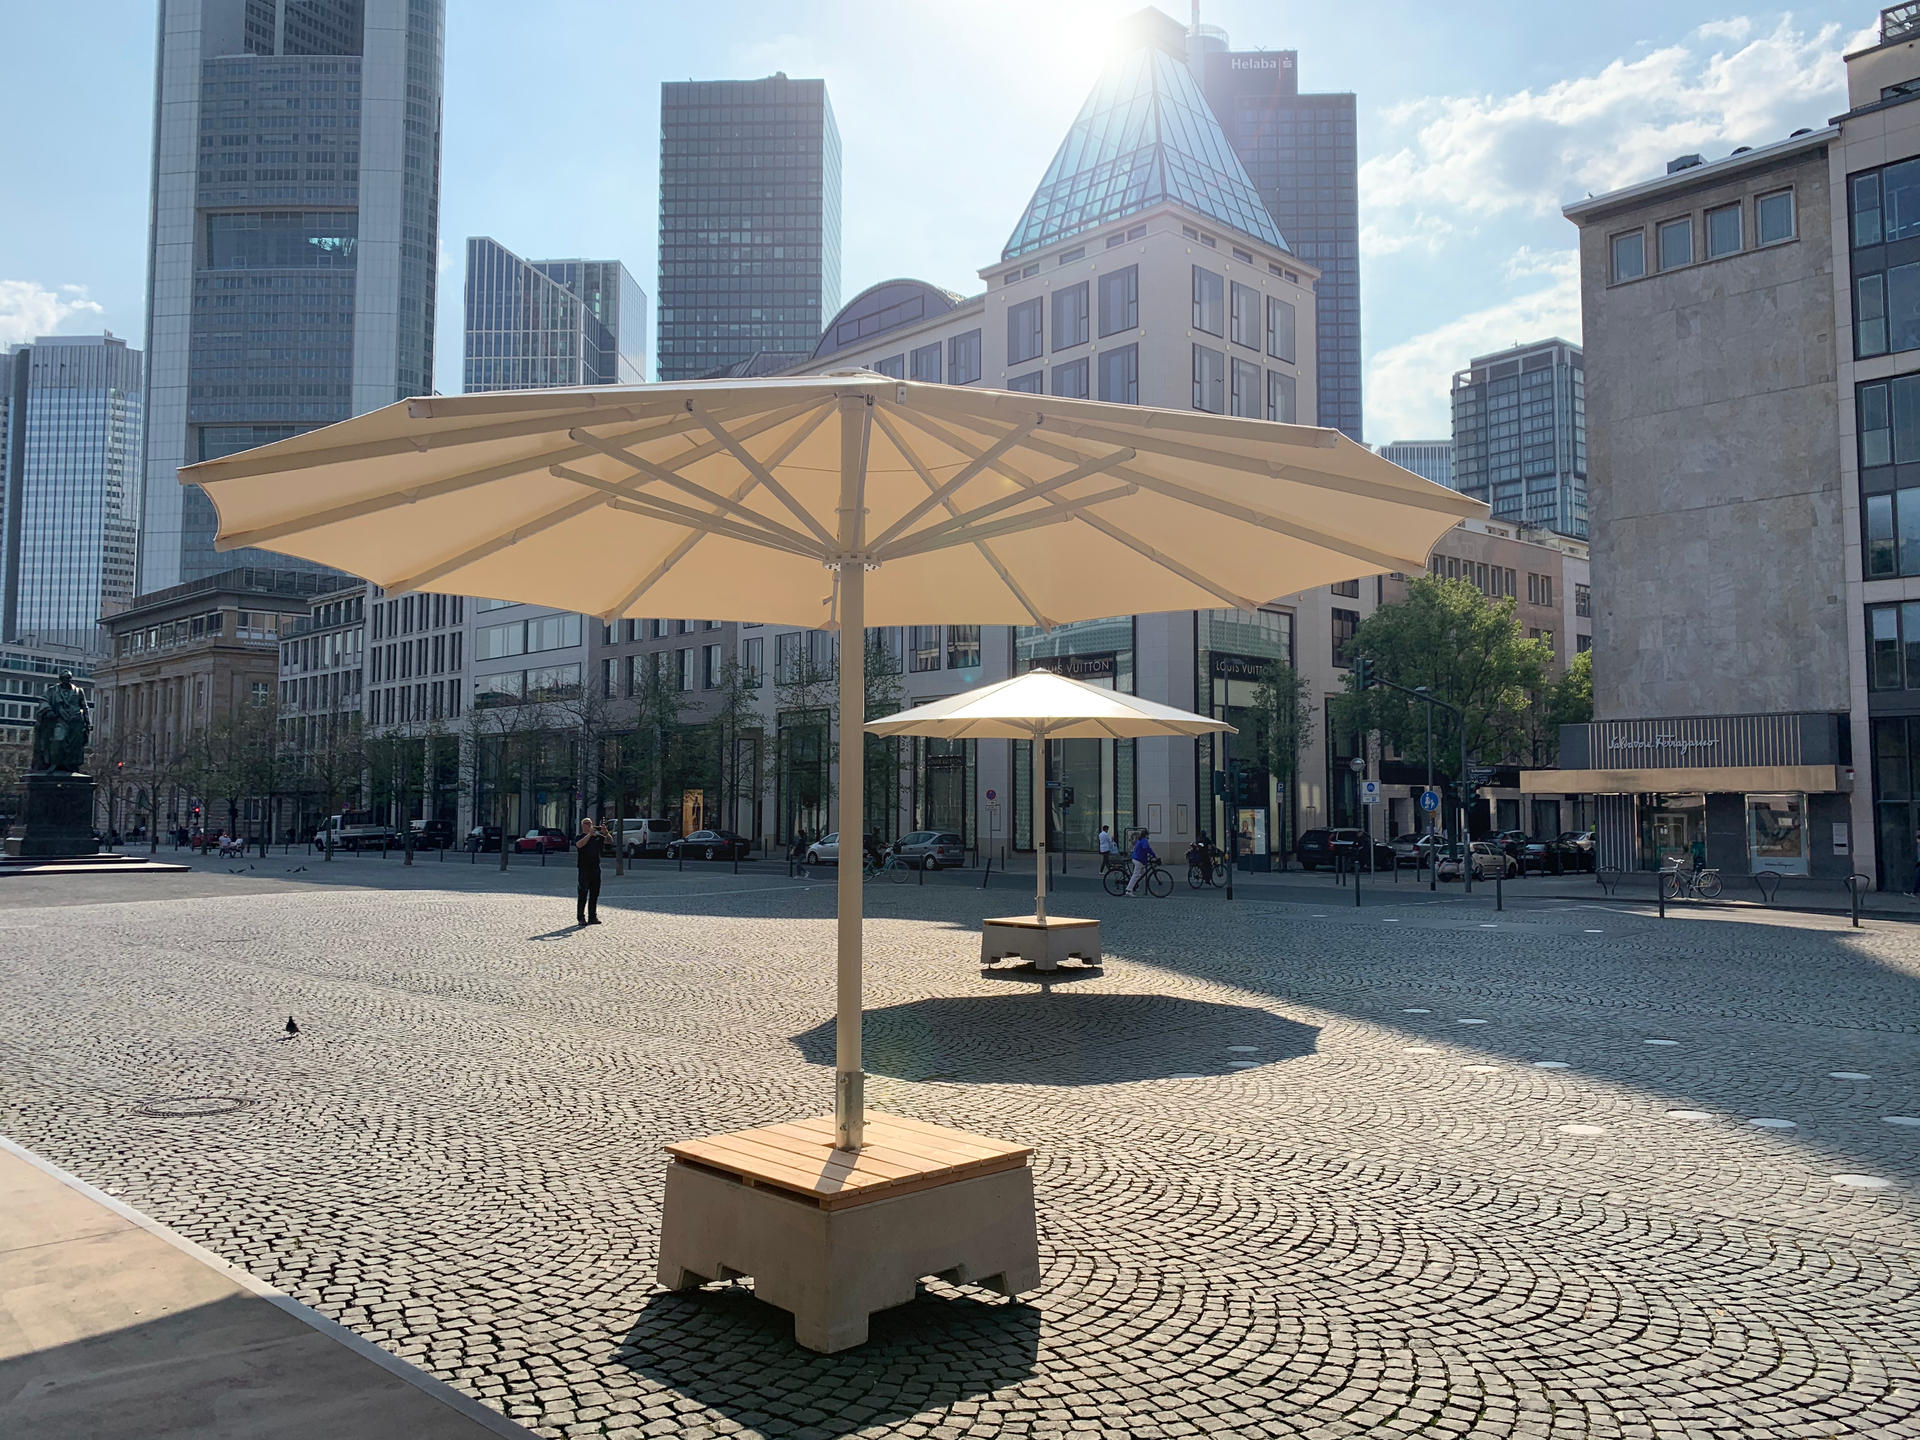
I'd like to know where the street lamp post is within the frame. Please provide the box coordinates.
[1417,687,1435,892]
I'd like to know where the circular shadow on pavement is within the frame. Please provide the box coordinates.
[617,1281,1040,1436]
[792,993,1318,1085]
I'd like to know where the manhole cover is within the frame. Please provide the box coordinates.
[133,1095,257,1119]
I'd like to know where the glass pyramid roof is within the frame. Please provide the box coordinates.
[1002,43,1288,261]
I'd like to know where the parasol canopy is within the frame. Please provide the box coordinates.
[867,670,1233,920]
[181,371,1484,1148]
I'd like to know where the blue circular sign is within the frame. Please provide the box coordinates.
[1419,789,1440,812]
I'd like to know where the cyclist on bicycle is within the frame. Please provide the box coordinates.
[1126,829,1157,896]
[863,832,887,873]
[1186,833,1214,886]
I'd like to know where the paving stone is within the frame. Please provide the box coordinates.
[0,872,1915,1438]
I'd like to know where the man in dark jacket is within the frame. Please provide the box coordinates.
[576,817,605,926]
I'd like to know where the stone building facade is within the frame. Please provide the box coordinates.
[1547,6,1920,883]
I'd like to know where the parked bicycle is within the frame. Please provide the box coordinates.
[1104,858,1173,898]
[1660,862,1723,900]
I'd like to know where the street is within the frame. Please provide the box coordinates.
[0,867,1915,1438]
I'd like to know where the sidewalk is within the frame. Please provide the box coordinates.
[0,1137,532,1440]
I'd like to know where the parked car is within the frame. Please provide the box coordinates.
[1559,830,1597,870]
[612,817,678,858]
[514,826,573,854]
[410,819,455,850]
[1520,836,1581,874]
[465,824,503,853]
[892,830,966,869]
[1330,827,1395,871]
[1391,833,1446,868]
[1488,829,1531,860]
[1295,828,1337,870]
[669,829,752,861]
[1437,841,1518,881]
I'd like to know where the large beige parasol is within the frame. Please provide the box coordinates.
[181,371,1483,1148]
[866,670,1232,920]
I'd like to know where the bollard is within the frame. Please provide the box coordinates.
[734,847,740,875]
[919,857,925,885]
[1495,865,1503,912]
[1354,851,1362,908]
[470,843,476,865]
[541,844,547,868]
[981,855,992,890]
[678,845,684,872]
[1657,871,1666,919]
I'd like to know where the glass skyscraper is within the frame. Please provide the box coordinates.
[0,336,144,653]
[657,75,842,381]
[1195,43,1362,441]
[1451,338,1587,539]
[463,238,647,393]
[140,0,444,593]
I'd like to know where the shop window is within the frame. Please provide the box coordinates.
[1745,793,1808,875]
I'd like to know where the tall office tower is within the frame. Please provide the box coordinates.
[1379,439,1454,489]
[463,238,647,393]
[1,336,144,653]
[656,75,841,381]
[1450,338,1587,538]
[140,0,445,594]
[1195,38,1362,440]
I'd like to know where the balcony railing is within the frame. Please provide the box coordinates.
[1885,3,1920,43]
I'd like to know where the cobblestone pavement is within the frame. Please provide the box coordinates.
[1,866,1916,1439]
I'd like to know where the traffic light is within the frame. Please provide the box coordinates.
[1353,656,1375,691]
[1211,771,1227,799]
[1058,786,1075,808]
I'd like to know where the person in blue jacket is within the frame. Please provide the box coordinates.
[1126,829,1157,896]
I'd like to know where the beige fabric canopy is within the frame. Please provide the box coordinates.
[183,372,1480,629]
[867,670,1232,920]
[180,371,1483,1150]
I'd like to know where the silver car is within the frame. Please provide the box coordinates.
[804,832,840,865]
[892,830,966,870]
[1437,841,1517,881]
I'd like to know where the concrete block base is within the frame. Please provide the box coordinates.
[657,1161,1040,1353]
[981,915,1101,972]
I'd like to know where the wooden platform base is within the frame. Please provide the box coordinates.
[658,1113,1040,1353]
[980,915,1101,972]
[0,853,189,878]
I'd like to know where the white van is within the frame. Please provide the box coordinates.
[611,817,677,858]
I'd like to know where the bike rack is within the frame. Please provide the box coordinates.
[1596,869,1621,897]
[1753,870,1782,906]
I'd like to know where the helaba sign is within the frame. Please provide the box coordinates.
[1227,52,1294,72]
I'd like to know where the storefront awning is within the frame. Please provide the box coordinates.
[1519,765,1849,796]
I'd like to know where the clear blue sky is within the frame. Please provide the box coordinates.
[0,1,1873,440]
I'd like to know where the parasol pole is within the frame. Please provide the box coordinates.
[1033,723,1047,923]
[834,398,868,1151]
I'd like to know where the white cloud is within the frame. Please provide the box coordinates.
[0,280,105,348]
[1366,248,1580,443]
[1360,17,1862,229]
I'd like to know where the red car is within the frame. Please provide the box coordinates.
[513,826,573,854]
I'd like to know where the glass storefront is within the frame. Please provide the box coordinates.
[1196,608,1294,866]
[1874,716,1920,889]
[1013,617,1136,851]
[1637,792,1706,868]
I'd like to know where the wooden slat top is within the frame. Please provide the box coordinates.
[666,1113,1032,1210]
[983,914,1099,931]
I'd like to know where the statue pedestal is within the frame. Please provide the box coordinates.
[5,772,98,858]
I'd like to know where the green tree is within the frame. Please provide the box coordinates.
[1525,647,1594,766]
[705,656,767,840]
[862,632,907,841]
[1245,659,1315,860]
[1336,575,1553,782]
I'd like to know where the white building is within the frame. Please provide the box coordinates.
[753,8,1379,867]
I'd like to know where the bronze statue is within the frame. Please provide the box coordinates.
[29,672,90,774]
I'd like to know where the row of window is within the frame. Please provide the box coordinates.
[1610,188,1795,283]
[473,612,583,661]
[372,678,463,726]
[603,645,732,697]
[1188,347,1298,422]
[1003,266,1141,366]
[1192,267,1297,363]
[369,591,460,639]
[370,630,461,684]
[1853,157,1920,359]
